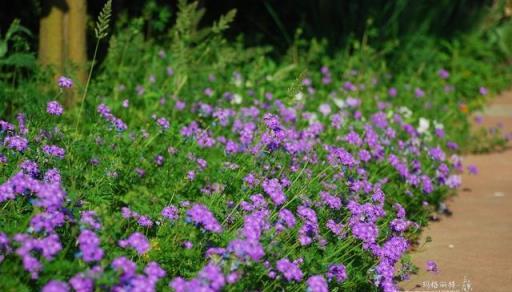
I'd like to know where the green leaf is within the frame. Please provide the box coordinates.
[0,41,7,58]
[0,52,36,67]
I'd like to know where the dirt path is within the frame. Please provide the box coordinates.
[401,91,512,292]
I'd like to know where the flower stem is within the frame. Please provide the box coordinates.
[75,39,100,130]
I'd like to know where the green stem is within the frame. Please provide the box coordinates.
[76,39,101,130]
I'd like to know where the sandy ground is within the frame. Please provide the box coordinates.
[401,91,512,292]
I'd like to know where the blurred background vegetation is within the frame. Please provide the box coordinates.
[0,0,511,110]
[2,0,512,58]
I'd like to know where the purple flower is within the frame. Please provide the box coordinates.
[47,101,64,116]
[166,66,174,76]
[445,175,461,189]
[277,209,296,229]
[438,68,450,79]
[390,218,410,233]
[44,168,61,184]
[276,258,303,282]
[4,135,28,152]
[69,274,94,292]
[133,167,145,178]
[137,216,154,228]
[187,170,196,181]
[227,238,265,262]
[345,131,362,146]
[352,222,378,244]
[21,160,39,177]
[203,88,214,97]
[244,173,259,187]
[161,205,179,221]
[136,85,145,96]
[80,211,101,230]
[157,117,170,130]
[319,191,341,210]
[199,263,225,290]
[186,204,222,233]
[43,145,66,159]
[327,264,347,283]
[155,155,165,166]
[263,113,281,130]
[262,178,286,205]
[30,211,65,233]
[182,241,193,249]
[14,234,62,279]
[170,263,225,292]
[379,236,408,263]
[479,86,488,96]
[426,260,438,272]
[429,147,445,161]
[319,104,331,116]
[175,100,185,111]
[326,219,344,236]
[467,165,478,175]
[97,104,127,131]
[118,232,150,254]
[58,76,73,88]
[388,87,397,97]
[78,230,104,262]
[415,88,425,97]
[43,280,69,292]
[307,275,328,292]
[112,256,137,280]
[0,232,11,263]
[145,261,167,280]
[359,150,371,162]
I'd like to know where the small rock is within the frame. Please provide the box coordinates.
[494,192,505,197]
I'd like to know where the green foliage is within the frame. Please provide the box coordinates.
[0,19,39,118]
[0,19,36,73]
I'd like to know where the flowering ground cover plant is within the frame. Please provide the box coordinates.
[0,2,509,292]
[1,63,469,291]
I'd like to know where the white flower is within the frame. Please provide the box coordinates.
[433,120,444,129]
[231,94,243,105]
[295,92,304,101]
[332,98,346,109]
[233,78,243,87]
[307,113,318,124]
[417,117,430,134]
[398,106,412,119]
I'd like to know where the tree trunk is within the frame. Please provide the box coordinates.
[65,0,88,106]
[66,0,88,85]
[38,0,66,74]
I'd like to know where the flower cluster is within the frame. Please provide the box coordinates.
[57,76,73,88]
[186,203,222,233]
[78,230,104,262]
[42,145,66,159]
[118,232,150,255]
[47,101,64,116]
[97,104,128,131]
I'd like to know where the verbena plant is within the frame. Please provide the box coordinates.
[0,1,510,291]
